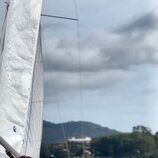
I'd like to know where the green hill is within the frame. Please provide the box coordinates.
[42,120,119,143]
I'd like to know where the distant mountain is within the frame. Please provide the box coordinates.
[42,120,120,143]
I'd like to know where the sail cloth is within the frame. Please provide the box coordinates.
[22,32,43,158]
[0,0,43,158]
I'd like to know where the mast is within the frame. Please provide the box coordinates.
[0,0,43,157]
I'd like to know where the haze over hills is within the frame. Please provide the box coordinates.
[42,120,120,143]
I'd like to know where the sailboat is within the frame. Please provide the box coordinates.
[0,0,43,157]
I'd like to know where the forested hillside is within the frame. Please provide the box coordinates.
[41,126,158,158]
[42,120,119,143]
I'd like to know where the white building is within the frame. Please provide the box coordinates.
[68,137,92,143]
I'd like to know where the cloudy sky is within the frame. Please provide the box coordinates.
[1,0,158,133]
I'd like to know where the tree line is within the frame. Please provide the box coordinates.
[40,125,158,158]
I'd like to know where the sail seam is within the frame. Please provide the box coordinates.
[24,51,39,154]
[0,82,28,97]
[23,27,43,156]
[22,2,43,154]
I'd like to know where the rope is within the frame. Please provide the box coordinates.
[0,0,8,73]
[0,1,8,34]
[73,0,86,158]
[41,1,85,157]
[56,104,71,158]
[41,25,71,158]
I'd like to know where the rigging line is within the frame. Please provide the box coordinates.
[56,104,71,158]
[1,1,8,29]
[41,14,78,21]
[0,2,7,75]
[24,68,34,155]
[0,1,8,51]
[41,26,71,158]
[24,29,43,155]
[74,0,85,158]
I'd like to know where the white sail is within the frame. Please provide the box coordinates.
[22,32,43,158]
[0,0,43,157]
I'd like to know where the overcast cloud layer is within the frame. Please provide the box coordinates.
[41,1,158,132]
[42,8,158,104]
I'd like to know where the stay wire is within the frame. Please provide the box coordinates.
[73,0,86,158]
[40,25,71,158]
[0,1,8,34]
[56,104,71,158]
